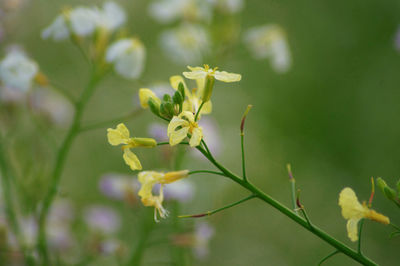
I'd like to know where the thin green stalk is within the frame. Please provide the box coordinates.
[157,142,189,146]
[188,170,226,177]
[0,139,35,266]
[290,180,298,215]
[358,219,365,254]
[194,101,206,121]
[127,210,154,266]
[37,71,103,264]
[240,133,247,181]
[194,144,377,266]
[299,208,312,228]
[318,250,340,266]
[179,194,255,218]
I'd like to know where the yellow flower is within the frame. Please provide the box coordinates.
[183,65,241,82]
[170,75,212,117]
[138,170,189,221]
[139,88,161,109]
[107,123,157,171]
[338,187,390,242]
[183,64,241,102]
[167,111,203,147]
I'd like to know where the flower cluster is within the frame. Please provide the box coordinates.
[107,65,241,220]
[42,1,146,80]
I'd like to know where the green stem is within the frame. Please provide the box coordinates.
[358,219,364,254]
[299,208,312,228]
[127,210,154,266]
[194,101,206,121]
[188,170,226,177]
[290,180,298,215]
[240,133,247,182]
[318,250,340,266]
[195,144,377,266]
[0,139,35,266]
[179,194,255,218]
[37,71,103,264]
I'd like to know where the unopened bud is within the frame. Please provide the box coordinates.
[139,88,161,109]
[377,177,397,200]
[178,82,185,99]
[172,90,183,106]
[132,137,157,148]
[202,74,215,102]
[148,98,160,116]
[162,170,189,184]
[240,105,253,134]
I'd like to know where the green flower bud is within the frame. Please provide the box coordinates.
[178,82,185,99]
[163,94,172,102]
[202,74,215,102]
[377,177,397,200]
[148,98,160,116]
[172,91,183,106]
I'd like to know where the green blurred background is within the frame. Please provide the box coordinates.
[2,0,400,265]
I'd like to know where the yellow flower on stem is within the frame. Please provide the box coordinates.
[183,64,241,102]
[107,123,156,171]
[167,111,203,147]
[138,170,189,221]
[170,75,212,117]
[338,187,390,242]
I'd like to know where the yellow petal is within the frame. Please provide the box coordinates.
[338,187,365,220]
[123,149,142,170]
[167,116,188,136]
[189,127,203,147]
[139,88,161,109]
[183,66,207,80]
[178,111,195,123]
[214,71,242,82]
[346,218,361,242]
[162,170,189,184]
[169,127,189,146]
[107,123,130,146]
[170,75,191,96]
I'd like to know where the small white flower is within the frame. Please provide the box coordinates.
[0,50,38,92]
[95,1,126,31]
[69,7,99,37]
[210,0,244,14]
[106,38,146,79]
[29,87,74,127]
[149,0,212,24]
[244,24,292,73]
[41,15,70,41]
[160,23,209,65]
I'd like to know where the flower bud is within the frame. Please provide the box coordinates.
[172,90,183,106]
[132,137,157,148]
[34,72,49,87]
[148,98,160,116]
[139,88,161,109]
[377,177,397,200]
[162,170,189,184]
[202,74,215,102]
[178,82,185,99]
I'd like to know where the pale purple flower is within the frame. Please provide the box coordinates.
[148,123,168,142]
[192,117,221,158]
[29,87,74,127]
[99,173,139,201]
[155,179,195,202]
[193,221,215,259]
[84,206,120,235]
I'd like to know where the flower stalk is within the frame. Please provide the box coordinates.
[37,69,104,264]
